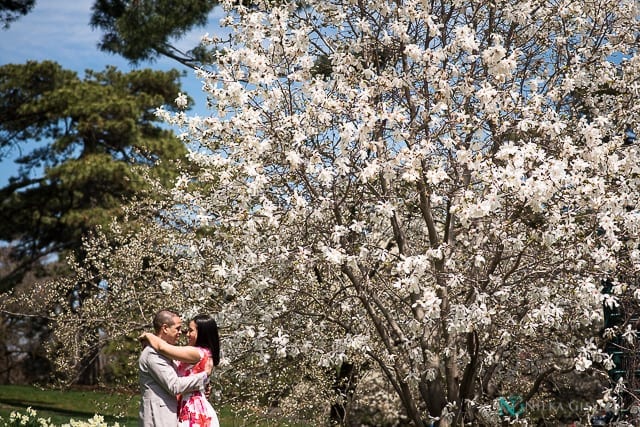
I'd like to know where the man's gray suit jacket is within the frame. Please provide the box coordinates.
[138,345,209,427]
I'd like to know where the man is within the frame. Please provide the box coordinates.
[139,309,213,427]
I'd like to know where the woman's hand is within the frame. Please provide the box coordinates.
[138,332,162,350]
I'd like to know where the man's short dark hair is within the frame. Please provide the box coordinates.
[153,309,177,333]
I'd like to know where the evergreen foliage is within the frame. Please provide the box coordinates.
[90,0,219,68]
[0,60,189,291]
[0,0,35,28]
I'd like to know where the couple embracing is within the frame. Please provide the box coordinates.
[138,309,221,427]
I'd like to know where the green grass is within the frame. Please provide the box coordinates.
[0,385,287,426]
[0,385,138,426]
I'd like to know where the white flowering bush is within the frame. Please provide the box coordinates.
[11,0,640,425]
[1,407,120,427]
[3,407,52,427]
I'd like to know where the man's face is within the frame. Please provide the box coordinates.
[161,316,183,345]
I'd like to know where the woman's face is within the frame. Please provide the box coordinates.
[185,320,198,346]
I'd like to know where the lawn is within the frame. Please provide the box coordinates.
[0,385,279,426]
[0,384,137,426]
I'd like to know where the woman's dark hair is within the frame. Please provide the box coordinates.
[193,314,220,366]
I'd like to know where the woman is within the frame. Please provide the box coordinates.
[141,314,221,427]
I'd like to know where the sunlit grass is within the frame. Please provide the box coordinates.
[0,385,300,426]
[0,385,137,426]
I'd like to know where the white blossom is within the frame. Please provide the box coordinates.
[37,0,640,423]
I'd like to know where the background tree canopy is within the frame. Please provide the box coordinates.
[90,0,219,68]
[0,60,189,291]
[0,0,35,28]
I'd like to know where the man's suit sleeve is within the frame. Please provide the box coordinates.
[147,351,208,395]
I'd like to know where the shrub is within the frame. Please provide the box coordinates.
[1,407,121,427]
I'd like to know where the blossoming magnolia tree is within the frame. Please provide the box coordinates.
[167,0,640,421]
[19,0,640,425]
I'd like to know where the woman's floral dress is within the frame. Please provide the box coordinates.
[176,347,219,427]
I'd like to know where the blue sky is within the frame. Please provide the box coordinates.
[0,0,222,185]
